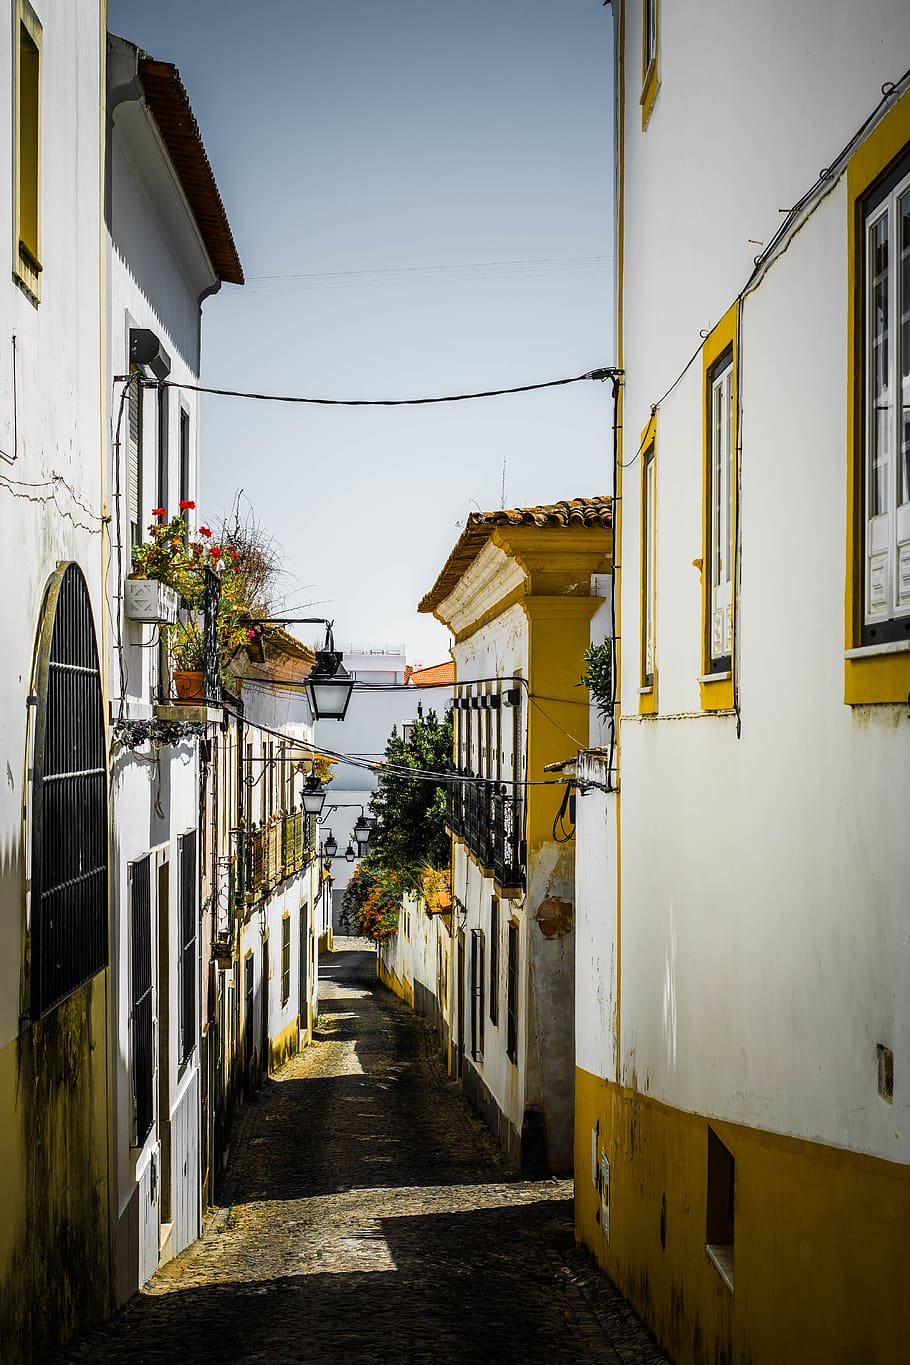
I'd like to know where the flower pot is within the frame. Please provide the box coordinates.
[173,670,204,701]
[125,577,179,624]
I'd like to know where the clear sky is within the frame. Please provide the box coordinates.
[108,0,615,664]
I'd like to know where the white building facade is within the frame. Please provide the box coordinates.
[104,35,243,1296]
[574,6,910,1363]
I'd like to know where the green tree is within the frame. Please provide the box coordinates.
[367,706,453,891]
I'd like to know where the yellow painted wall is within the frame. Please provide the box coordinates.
[524,595,600,849]
[378,957,414,1008]
[576,1066,909,1365]
[0,978,112,1365]
[268,1016,300,1074]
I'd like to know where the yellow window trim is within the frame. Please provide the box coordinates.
[845,87,910,705]
[699,301,738,713]
[639,410,658,715]
[640,0,659,129]
[14,0,42,302]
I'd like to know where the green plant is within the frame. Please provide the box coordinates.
[367,708,453,892]
[580,639,613,721]
[341,859,403,941]
[167,617,205,670]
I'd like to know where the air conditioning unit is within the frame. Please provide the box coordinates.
[125,578,179,624]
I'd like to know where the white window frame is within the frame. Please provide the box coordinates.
[863,161,910,640]
[709,355,734,668]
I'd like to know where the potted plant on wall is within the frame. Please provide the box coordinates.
[168,617,206,701]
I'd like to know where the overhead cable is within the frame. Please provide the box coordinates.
[157,368,619,408]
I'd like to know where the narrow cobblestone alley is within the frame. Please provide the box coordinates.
[56,944,670,1365]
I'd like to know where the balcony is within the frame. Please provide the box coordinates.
[243,809,315,904]
[448,773,524,893]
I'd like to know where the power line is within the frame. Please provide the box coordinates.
[160,368,618,408]
[245,253,613,287]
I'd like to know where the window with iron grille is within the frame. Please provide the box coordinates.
[489,897,499,1025]
[470,928,484,1062]
[29,563,108,1017]
[506,922,519,1064]
[129,856,154,1144]
[281,913,291,1006]
[178,830,197,1063]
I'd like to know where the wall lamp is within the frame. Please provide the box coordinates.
[321,831,357,863]
[317,802,374,856]
[239,616,356,721]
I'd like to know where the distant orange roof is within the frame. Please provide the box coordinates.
[408,661,455,687]
[419,496,612,614]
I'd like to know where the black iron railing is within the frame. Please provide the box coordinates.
[448,773,524,890]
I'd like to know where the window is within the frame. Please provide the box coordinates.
[489,897,500,1025]
[506,922,519,1064]
[281,913,291,1006]
[706,1127,735,1292]
[156,387,169,515]
[179,407,191,542]
[178,830,197,1063]
[640,413,658,713]
[700,304,738,710]
[129,857,154,1145]
[127,366,144,547]
[470,928,484,1062]
[29,563,108,1017]
[846,92,910,704]
[861,152,910,643]
[14,1,41,299]
[641,0,659,128]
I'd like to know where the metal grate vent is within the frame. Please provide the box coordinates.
[30,563,108,1017]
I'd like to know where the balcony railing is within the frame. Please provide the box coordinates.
[243,809,314,903]
[448,774,524,891]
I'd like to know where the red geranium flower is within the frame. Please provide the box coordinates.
[179,499,196,511]
[151,507,166,517]
[199,525,212,538]
[247,628,257,640]
[210,545,221,558]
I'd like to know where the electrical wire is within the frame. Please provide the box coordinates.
[159,368,618,408]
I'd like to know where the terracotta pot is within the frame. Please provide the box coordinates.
[173,670,204,701]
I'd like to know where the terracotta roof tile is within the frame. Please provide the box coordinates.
[408,660,455,686]
[139,58,243,285]
[419,495,612,614]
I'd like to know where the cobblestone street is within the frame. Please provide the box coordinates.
[57,942,670,1365]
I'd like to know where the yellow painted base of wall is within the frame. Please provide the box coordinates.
[377,957,414,1008]
[575,1066,909,1365]
[0,977,112,1364]
[268,1017,300,1074]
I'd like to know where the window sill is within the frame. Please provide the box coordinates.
[706,1243,734,1293]
[697,670,732,683]
[844,645,910,705]
[844,640,910,659]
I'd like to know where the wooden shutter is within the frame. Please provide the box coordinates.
[127,367,143,542]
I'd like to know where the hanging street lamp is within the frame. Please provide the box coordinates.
[301,769,327,816]
[304,623,355,721]
[353,812,372,855]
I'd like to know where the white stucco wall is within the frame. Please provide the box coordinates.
[0,1,105,1053]
[591,3,910,1167]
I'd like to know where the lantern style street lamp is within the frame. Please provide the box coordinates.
[353,812,372,855]
[344,841,356,863]
[323,832,338,859]
[301,770,327,816]
[305,624,355,721]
